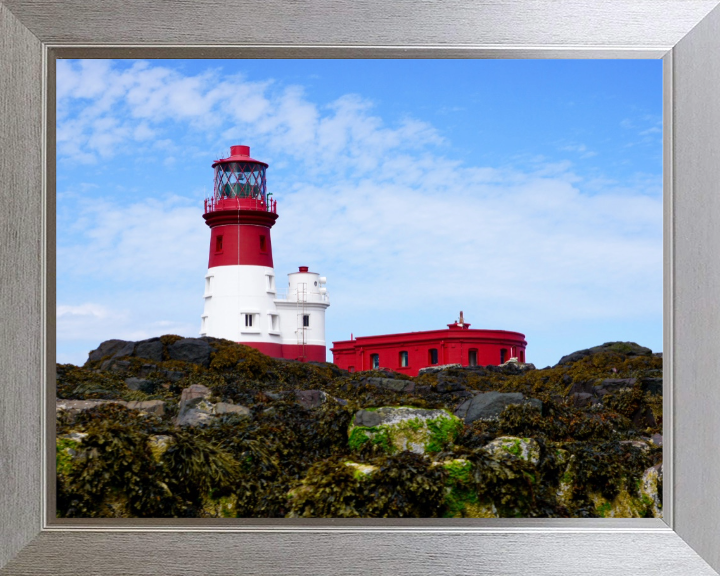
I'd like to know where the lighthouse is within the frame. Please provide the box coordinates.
[200,145,330,362]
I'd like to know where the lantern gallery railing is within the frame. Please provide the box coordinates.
[204,196,278,214]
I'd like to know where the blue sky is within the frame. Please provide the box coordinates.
[56,59,663,368]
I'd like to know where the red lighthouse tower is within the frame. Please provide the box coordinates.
[200,145,330,361]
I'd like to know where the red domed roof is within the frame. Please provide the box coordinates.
[212,145,268,168]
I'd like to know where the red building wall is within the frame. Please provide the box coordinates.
[331,323,527,377]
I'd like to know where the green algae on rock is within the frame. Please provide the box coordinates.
[349,407,463,454]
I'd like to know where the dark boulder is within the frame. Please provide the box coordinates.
[87,339,132,362]
[364,377,415,393]
[454,391,542,424]
[641,377,663,396]
[168,338,213,367]
[135,338,163,362]
[161,369,186,383]
[124,377,158,394]
[556,342,653,366]
[571,392,596,408]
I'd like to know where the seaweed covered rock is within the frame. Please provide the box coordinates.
[454,392,542,424]
[556,342,652,367]
[58,335,663,519]
[484,436,541,465]
[287,453,448,518]
[87,339,134,362]
[349,407,463,454]
[168,338,214,367]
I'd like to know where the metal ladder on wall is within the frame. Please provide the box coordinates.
[296,282,307,360]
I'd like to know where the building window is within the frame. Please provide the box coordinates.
[245,314,253,327]
[520,350,525,363]
[269,314,279,331]
[500,348,508,364]
[429,348,438,365]
[399,351,409,367]
[215,235,223,252]
[468,349,478,367]
[266,274,275,292]
[260,235,266,252]
[371,354,380,369]
[303,314,310,327]
[349,366,355,373]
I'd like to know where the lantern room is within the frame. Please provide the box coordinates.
[206,145,275,213]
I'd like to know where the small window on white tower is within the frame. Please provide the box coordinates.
[269,314,279,332]
[266,274,275,292]
[205,276,213,295]
[245,314,253,327]
[303,314,310,327]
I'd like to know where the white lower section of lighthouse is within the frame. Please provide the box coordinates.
[200,264,330,357]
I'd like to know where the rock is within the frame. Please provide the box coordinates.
[56,398,165,417]
[175,384,214,426]
[619,439,652,452]
[161,369,186,382]
[641,377,663,396]
[124,400,165,416]
[639,463,663,518]
[294,390,330,409]
[631,406,657,429]
[598,378,636,393]
[87,339,132,362]
[135,338,163,362]
[101,359,131,372]
[349,407,463,454]
[138,364,158,377]
[556,342,652,366]
[111,341,136,360]
[484,436,541,465]
[571,392,596,408]
[168,338,213,367]
[214,402,251,417]
[365,377,415,393]
[498,359,536,374]
[179,384,212,407]
[418,363,462,375]
[569,380,595,395]
[124,377,158,394]
[175,408,214,427]
[651,433,663,447]
[56,399,116,415]
[436,380,466,393]
[454,391,542,424]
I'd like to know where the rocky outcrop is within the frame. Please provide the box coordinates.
[58,335,663,520]
[167,338,214,367]
[454,391,542,424]
[556,342,652,366]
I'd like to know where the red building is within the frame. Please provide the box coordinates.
[331,313,527,377]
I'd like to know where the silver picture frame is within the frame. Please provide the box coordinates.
[2,0,720,573]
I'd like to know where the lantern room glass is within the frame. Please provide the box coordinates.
[214,162,267,201]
